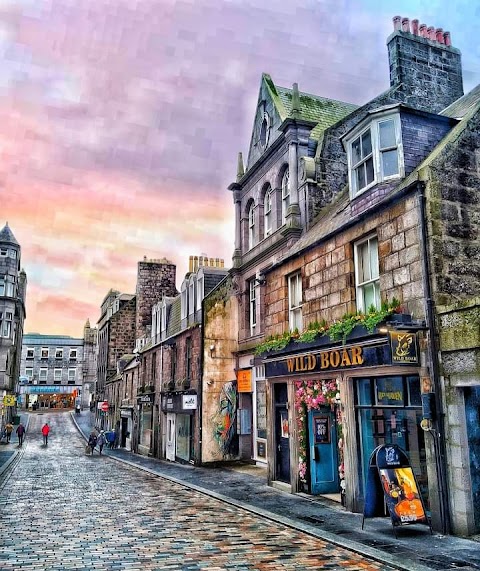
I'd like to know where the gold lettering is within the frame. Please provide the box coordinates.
[307,354,316,370]
[330,350,340,368]
[351,346,364,365]
[296,356,306,371]
[287,359,295,373]
[320,352,329,369]
[340,349,352,367]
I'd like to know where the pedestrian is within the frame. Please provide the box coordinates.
[97,430,106,455]
[16,423,25,446]
[5,421,13,443]
[105,430,115,449]
[41,422,50,445]
[88,431,97,455]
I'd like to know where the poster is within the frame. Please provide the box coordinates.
[379,466,427,525]
[314,416,330,444]
[280,411,289,438]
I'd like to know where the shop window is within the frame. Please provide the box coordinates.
[354,235,380,311]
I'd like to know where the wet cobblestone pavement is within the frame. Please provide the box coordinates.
[0,412,398,571]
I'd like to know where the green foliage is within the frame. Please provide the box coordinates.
[255,299,402,355]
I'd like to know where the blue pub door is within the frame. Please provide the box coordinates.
[308,408,339,494]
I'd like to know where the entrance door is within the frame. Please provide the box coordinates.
[166,413,176,461]
[308,408,339,494]
[465,386,480,531]
[274,383,290,483]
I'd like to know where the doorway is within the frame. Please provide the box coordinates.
[166,413,176,461]
[274,383,290,483]
[465,386,480,531]
[308,408,339,494]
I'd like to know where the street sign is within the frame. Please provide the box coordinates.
[3,395,16,406]
[100,401,109,412]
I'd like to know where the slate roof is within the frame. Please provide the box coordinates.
[165,295,182,339]
[278,84,480,264]
[275,84,358,140]
[0,223,19,245]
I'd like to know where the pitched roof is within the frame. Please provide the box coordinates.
[275,84,358,140]
[0,222,19,246]
[440,84,480,119]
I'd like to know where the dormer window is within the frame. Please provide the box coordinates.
[196,275,204,311]
[188,278,195,316]
[347,113,403,197]
[181,284,188,319]
[259,112,270,149]
[281,168,290,223]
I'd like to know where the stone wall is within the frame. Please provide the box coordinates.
[108,297,137,371]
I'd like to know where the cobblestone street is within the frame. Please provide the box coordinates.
[0,412,399,571]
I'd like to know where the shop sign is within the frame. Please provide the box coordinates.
[3,395,15,406]
[265,343,392,378]
[363,444,431,535]
[26,385,78,394]
[182,394,197,410]
[237,369,252,392]
[389,331,419,364]
[137,394,153,404]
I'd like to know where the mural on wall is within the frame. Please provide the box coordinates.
[213,380,238,456]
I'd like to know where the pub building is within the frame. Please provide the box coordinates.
[261,318,433,518]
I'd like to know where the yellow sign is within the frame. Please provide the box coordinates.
[285,346,364,373]
[3,395,16,406]
[389,331,419,364]
[237,369,252,393]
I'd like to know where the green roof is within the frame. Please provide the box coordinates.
[276,85,358,140]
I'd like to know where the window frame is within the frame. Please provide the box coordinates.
[188,278,195,317]
[354,234,380,312]
[26,347,35,359]
[54,368,62,381]
[288,272,303,332]
[25,367,33,379]
[249,278,257,336]
[196,275,204,311]
[185,337,192,384]
[248,202,255,250]
[41,347,49,359]
[281,168,290,224]
[264,188,273,237]
[346,112,403,198]
[39,368,48,381]
[68,368,76,381]
[55,347,63,359]
[69,348,77,360]
[1,311,12,338]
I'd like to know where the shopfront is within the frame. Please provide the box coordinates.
[19,385,80,410]
[137,392,154,456]
[263,327,432,514]
[161,390,197,464]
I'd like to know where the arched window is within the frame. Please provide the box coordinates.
[281,168,290,224]
[248,202,255,249]
[264,187,273,237]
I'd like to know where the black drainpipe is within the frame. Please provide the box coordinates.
[417,179,451,535]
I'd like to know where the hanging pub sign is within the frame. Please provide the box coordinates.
[362,444,431,536]
[389,331,419,364]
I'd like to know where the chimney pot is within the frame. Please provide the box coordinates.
[411,19,419,35]
[393,16,401,31]
[436,28,444,43]
[443,31,451,46]
[419,24,427,38]
[402,18,410,33]
[427,26,436,41]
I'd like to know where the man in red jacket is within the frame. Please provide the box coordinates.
[41,423,50,445]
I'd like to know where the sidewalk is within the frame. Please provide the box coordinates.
[71,410,480,571]
[0,412,30,478]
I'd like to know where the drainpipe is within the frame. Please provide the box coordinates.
[417,177,451,535]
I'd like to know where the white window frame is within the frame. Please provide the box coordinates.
[181,284,188,319]
[69,348,77,360]
[161,302,167,332]
[8,249,16,259]
[26,347,35,359]
[68,368,76,381]
[354,234,380,312]
[55,347,63,359]
[39,368,48,381]
[196,275,204,311]
[288,272,302,332]
[54,368,62,381]
[249,279,257,335]
[347,112,403,198]
[41,347,49,359]
[0,247,7,256]
[25,367,33,379]
[188,279,195,316]
[2,311,12,338]
[248,202,255,250]
[264,188,272,237]
[281,168,290,224]
[5,275,15,297]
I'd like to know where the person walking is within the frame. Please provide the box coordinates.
[16,423,25,446]
[5,421,13,444]
[41,422,50,445]
[87,431,97,455]
[97,430,106,455]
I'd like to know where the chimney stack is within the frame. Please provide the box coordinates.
[388,15,463,113]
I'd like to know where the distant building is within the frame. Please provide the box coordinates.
[0,223,27,424]
[19,333,85,409]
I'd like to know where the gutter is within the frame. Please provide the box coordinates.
[417,176,451,535]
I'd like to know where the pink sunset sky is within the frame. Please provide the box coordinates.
[1,0,479,336]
